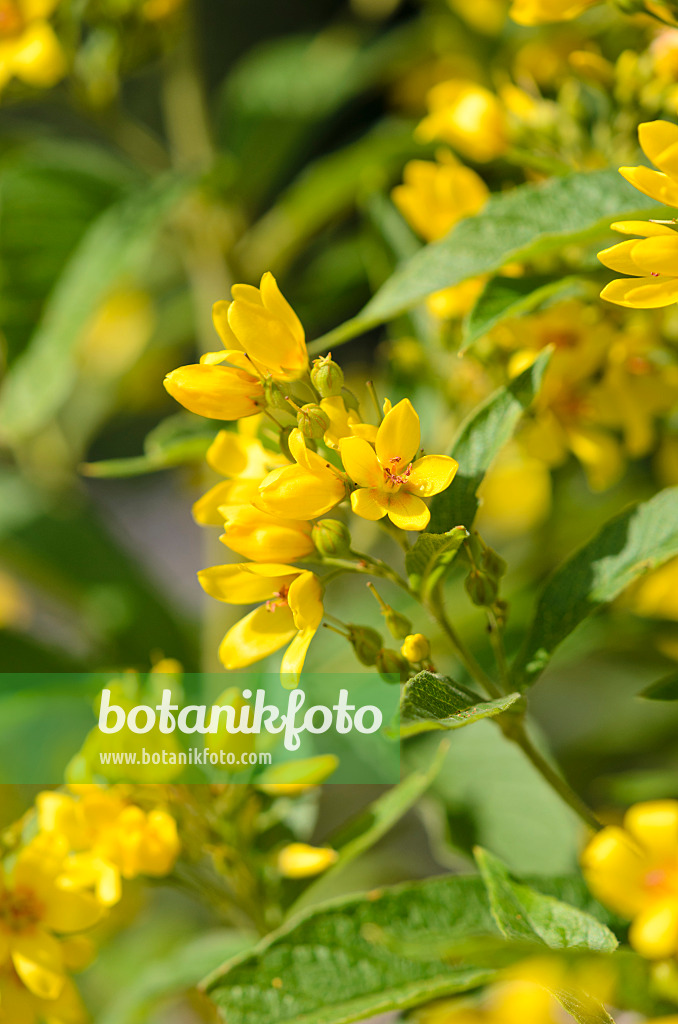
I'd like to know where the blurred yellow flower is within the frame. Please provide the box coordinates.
[0,965,87,1024]
[508,0,597,25]
[476,441,552,537]
[582,799,678,959]
[392,154,489,242]
[416,80,507,162]
[197,563,323,685]
[340,399,458,531]
[77,287,155,380]
[622,555,678,620]
[277,843,338,878]
[0,0,66,94]
[256,428,347,521]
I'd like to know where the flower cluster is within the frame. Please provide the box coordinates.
[164,273,458,684]
[0,784,180,1023]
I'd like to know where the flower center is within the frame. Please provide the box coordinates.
[0,1,24,37]
[0,886,44,932]
[383,456,412,491]
[266,585,290,612]
[643,862,678,899]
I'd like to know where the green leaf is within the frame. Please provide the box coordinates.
[311,168,660,350]
[512,486,678,690]
[405,526,468,596]
[638,669,678,701]
[428,349,552,533]
[475,848,617,953]
[554,988,617,1024]
[82,413,217,478]
[398,671,522,739]
[462,274,586,351]
[0,174,190,443]
[204,876,499,1024]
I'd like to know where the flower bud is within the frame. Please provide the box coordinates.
[367,582,412,639]
[264,379,292,412]
[277,843,338,878]
[341,387,360,412]
[464,570,498,607]
[348,625,383,666]
[481,546,507,581]
[297,403,331,440]
[401,633,430,663]
[312,519,352,558]
[311,354,344,398]
[376,648,409,682]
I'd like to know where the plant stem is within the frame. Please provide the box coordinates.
[486,609,510,692]
[426,582,503,698]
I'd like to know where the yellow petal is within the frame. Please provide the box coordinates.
[9,21,66,88]
[231,283,263,305]
[256,464,345,520]
[220,507,314,562]
[219,603,297,669]
[376,399,421,471]
[207,430,280,478]
[406,454,459,497]
[228,286,307,382]
[280,626,317,688]
[620,166,678,208]
[611,220,677,237]
[260,272,305,348]
[193,479,260,527]
[340,436,383,487]
[386,491,430,531]
[0,967,40,1023]
[624,800,678,859]
[639,119,678,177]
[41,886,103,934]
[287,571,323,630]
[350,487,388,521]
[11,930,64,1001]
[211,300,243,350]
[630,900,678,959]
[601,275,678,308]
[597,239,644,276]
[198,564,297,604]
[163,364,264,420]
[581,826,647,917]
[21,0,60,18]
[627,234,678,275]
[277,843,338,878]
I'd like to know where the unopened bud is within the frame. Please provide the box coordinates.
[341,387,360,412]
[277,843,338,878]
[376,648,409,682]
[481,547,507,581]
[264,379,291,412]
[348,625,383,666]
[401,633,430,663]
[366,582,412,639]
[312,519,352,558]
[297,403,330,440]
[465,570,498,607]
[311,354,344,398]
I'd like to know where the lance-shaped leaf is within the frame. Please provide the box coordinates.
[405,526,468,597]
[512,487,678,690]
[397,671,522,739]
[428,350,551,533]
[475,848,618,952]
[311,169,659,351]
[204,875,501,1024]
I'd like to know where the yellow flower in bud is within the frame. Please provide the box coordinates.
[508,0,597,24]
[223,272,308,382]
[198,563,324,687]
[340,399,458,531]
[582,800,678,959]
[193,426,286,526]
[599,121,678,309]
[163,358,265,421]
[401,633,430,662]
[0,835,103,1005]
[219,504,314,562]
[392,155,489,243]
[0,0,66,94]
[416,80,507,162]
[277,843,338,878]
[256,428,347,521]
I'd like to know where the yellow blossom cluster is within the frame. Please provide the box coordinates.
[164,273,458,684]
[0,785,180,1023]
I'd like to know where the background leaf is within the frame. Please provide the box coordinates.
[398,671,522,739]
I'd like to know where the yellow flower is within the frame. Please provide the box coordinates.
[599,121,678,309]
[256,428,347,521]
[401,633,430,662]
[0,965,87,1024]
[508,0,598,24]
[193,424,286,526]
[476,442,552,537]
[219,505,315,562]
[392,155,489,243]
[582,800,678,959]
[621,555,678,621]
[213,272,308,383]
[197,563,324,686]
[416,80,507,163]
[0,0,66,94]
[0,835,102,1005]
[426,278,488,321]
[339,399,458,531]
[277,843,338,878]
[163,355,265,421]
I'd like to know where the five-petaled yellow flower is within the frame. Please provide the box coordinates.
[0,0,66,95]
[599,121,678,309]
[339,399,458,531]
[582,799,678,960]
[197,562,324,686]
